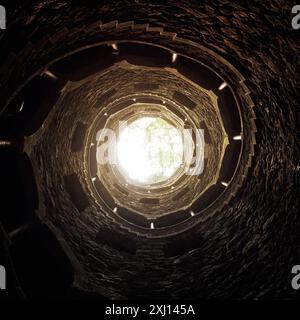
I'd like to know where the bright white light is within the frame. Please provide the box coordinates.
[44,70,58,80]
[117,117,183,185]
[19,101,24,112]
[233,135,242,140]
[218,82,227,91]
[221,181,229,187]
[0,141,11,146]
[172,53,178,63]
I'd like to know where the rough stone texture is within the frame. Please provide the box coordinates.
[53,61,227,217]
[0,0,299,299]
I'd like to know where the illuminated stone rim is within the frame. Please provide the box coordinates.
[97,101,192,181]
[85,90,215,219]
[100,105,189,189]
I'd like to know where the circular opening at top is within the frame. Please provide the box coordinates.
[116,116,183,185]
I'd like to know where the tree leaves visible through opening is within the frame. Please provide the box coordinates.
[117,117,183,185]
